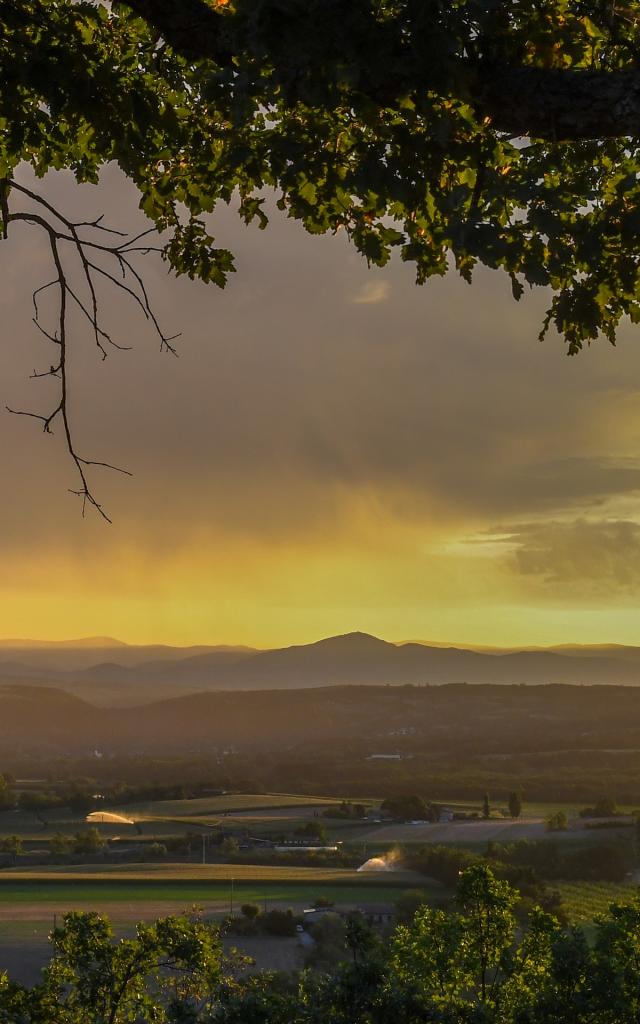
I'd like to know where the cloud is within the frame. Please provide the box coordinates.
[461,457,640,519]
[351,280,390,304]
[495,518,640,593]
[6,167,640,643]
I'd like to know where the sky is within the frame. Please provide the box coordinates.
[2,165,640,649]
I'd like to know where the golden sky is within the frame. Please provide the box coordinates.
[2,166,640,648]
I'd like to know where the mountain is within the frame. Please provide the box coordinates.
[0,642,255,674]
[0,636,127,649]
[127,631,640,689]
[0,632,639,707]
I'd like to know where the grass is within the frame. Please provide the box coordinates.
[0,882,434,906]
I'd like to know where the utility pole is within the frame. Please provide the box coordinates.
[230,876,234,916]
[202,835,206,865]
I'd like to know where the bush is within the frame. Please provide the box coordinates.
[241,903,260,921]
[262,909,297,937]
[409,844,479,886]
[49,833,73,858]
[579,798,618,818]
[313,896,335,909]
[381,795,433,822]
[294,821,327,842]
[0,777,15,812]
[306,914,347,969]
[18,790,60,813]
[73,828,105,854]
[546,811,568,832]
[221,836,240,856]
[395,889,428,924]
[0,835,23,860]
[561,843,634,882]
[146,842,167,859]
[486,837,633,883]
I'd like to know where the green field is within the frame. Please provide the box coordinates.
[0,881,436,906]
[0,862,409,883]
[557,881,639,925]
[0,861,436,907]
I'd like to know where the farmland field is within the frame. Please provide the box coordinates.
[0,880,434,909]
[112,793,343,819]
[0,794,632,852]
[0,862,438,912]
[557,881,639,925]
[0,792,349,843]
[0,862,419,884]
[360,817,548,845]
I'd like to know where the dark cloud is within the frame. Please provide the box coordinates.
[502,518,640,592]
[3,164,640,641]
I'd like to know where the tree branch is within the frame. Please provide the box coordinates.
[122,0,235,63]
[122,0,640,141]
[5,184,173,521]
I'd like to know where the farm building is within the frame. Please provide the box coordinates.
[356,904,394,925]
[302,907,341,926]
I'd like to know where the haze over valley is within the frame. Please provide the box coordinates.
[3,631,640,708]
[3,632,640,808]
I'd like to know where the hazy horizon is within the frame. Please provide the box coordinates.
[0,629,638,653]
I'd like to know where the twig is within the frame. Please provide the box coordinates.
[4,182,177,520]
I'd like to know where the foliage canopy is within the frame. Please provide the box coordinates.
[4,0,640,353]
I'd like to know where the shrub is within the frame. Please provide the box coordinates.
[546,811,568,832]
[241,903,260,921]
[262,909,297,937]
[146,842,167,859]
[579,798,618,818]
[314,896,335,909]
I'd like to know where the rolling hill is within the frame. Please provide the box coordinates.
[2,679,640,759]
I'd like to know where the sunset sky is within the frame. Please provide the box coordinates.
[2,165,640,649]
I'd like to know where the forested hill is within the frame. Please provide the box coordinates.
[3,681,640,758]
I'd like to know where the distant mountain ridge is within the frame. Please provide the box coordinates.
[0,630,639,706]
[0,636,127,649]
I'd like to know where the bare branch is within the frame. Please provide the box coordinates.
[6,405,61,432]
[31,317,60,346]
[30,364,61,379]
[4,182,177,520]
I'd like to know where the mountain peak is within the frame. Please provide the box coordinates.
[311,631,394,650]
